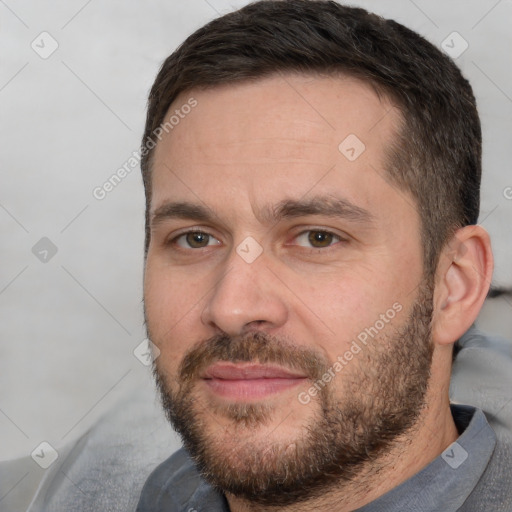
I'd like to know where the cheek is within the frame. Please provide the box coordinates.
[297,267,407,360]
[144,263,205,363]
[145,256,204,319]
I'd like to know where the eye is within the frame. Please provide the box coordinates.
[174,231,221,249]
[294,230,342,248]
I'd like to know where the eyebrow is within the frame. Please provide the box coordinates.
[150,196,374,228]
[267,196,374,224]
[151,202,216,227]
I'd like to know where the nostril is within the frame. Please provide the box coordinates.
[242,320,267,332]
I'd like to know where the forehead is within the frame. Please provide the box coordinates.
[153,73,397,162]
[150,73,410,226]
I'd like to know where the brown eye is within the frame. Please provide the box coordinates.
[174,231,220,249]
[185,232,210,248]
[307,231,335,248]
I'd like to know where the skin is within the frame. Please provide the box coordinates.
[143,73,493,511]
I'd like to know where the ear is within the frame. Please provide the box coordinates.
[431,225,493,346]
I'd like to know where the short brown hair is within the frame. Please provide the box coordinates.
[141,0,481,277]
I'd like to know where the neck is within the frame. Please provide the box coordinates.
[228,352,458,512]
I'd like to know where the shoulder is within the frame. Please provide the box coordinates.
[136,448,202,510]
[452,327,512,510]
[25,381,182,512]
[136,449,228,512]
[461,417,512,511]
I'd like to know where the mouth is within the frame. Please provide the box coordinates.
[201,362,308,400]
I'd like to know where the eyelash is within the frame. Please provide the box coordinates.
[168,228,346,250]
[172,230,220,249]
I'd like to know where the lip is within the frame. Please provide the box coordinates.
[201,363,308,400]
[203,363,306,380]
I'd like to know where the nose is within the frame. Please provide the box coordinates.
[200,248,288,337]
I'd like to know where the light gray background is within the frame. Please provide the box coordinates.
[1,0,511,492]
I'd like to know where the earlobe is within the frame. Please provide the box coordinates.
[432,225,493,346]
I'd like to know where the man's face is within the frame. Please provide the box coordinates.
[144,74,433,504]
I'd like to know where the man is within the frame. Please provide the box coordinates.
[137,1,511,510]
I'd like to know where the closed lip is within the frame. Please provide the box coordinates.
[201,363,307,380]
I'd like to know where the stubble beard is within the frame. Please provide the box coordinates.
[150,282,434,507]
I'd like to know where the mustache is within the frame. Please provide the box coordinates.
[178,331,330,384]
